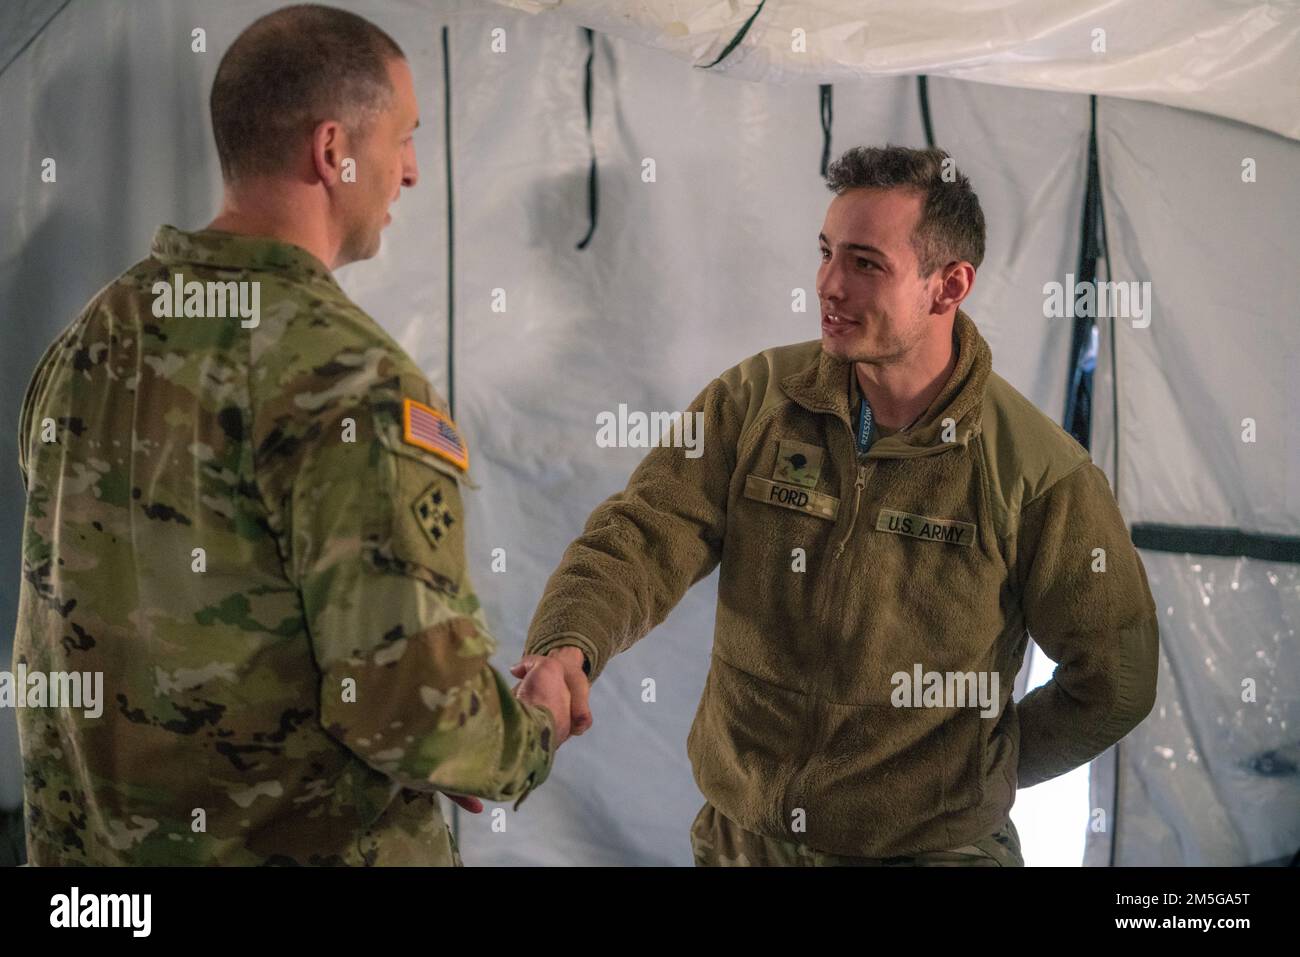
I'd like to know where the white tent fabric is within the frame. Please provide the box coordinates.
[1085,98,1300,865]
[0,0,1296,866]
[494,0,1300,141]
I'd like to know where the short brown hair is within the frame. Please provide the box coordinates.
[824,145,986,276]
[210,4,405,183]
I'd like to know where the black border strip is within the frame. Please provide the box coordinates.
[1132,524,1300,563]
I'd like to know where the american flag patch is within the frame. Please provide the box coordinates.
[402,397,469,471]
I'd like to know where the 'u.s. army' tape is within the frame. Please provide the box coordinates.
[876,508,975,546]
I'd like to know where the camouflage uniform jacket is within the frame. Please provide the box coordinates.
[14,225,554,865]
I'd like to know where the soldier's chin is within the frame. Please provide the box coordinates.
[821,327,865,358]
[354,229,382,262]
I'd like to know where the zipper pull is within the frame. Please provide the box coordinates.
[834,464,869,560]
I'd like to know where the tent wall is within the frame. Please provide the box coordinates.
[493,0,1300,141]
[1084,98,1300,865]
[1,0,1295,865]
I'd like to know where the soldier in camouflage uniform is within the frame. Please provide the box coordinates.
[12,6,573,866]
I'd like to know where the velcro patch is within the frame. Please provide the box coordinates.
[876,508,975,546]
[403,397,469,471]
[412,480,456,551]
[744,475,839,520]
[773,439,824,489]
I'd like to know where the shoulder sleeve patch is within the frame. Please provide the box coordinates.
[402,397,469,471]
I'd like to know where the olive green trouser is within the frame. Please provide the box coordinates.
[690,802,1024,867]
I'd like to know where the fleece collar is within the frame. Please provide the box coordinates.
[778,308,992,459]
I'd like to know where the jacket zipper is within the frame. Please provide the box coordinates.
[835,400,872,559]
[781,419,871,832]
[785,406,959,835]
[834,463,868,560]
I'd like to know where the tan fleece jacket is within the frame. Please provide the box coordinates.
[526,309,1159,857]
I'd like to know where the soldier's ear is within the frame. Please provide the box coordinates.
[311,119,351,186]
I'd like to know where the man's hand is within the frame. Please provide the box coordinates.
[512,647,592,738]
[445,650,590,808]
[510,654,574,745]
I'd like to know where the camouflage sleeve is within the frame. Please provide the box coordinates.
[257,363,555,806]
[17,367,34,488]
[17,332,61,489]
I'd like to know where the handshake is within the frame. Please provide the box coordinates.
[443,645,592,814]
[510,645,593,744]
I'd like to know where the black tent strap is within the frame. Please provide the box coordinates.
[1132,524,1300,564]
[440,23,457,845]
[917,75,935,148]
[1063,95,1102,448]
[698,0,768,69]
[441,25,456,418]
[0,0,74,83]
[576,27,599,250]
[819,85,833,176]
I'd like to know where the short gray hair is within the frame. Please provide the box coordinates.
[210,4,405,184]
